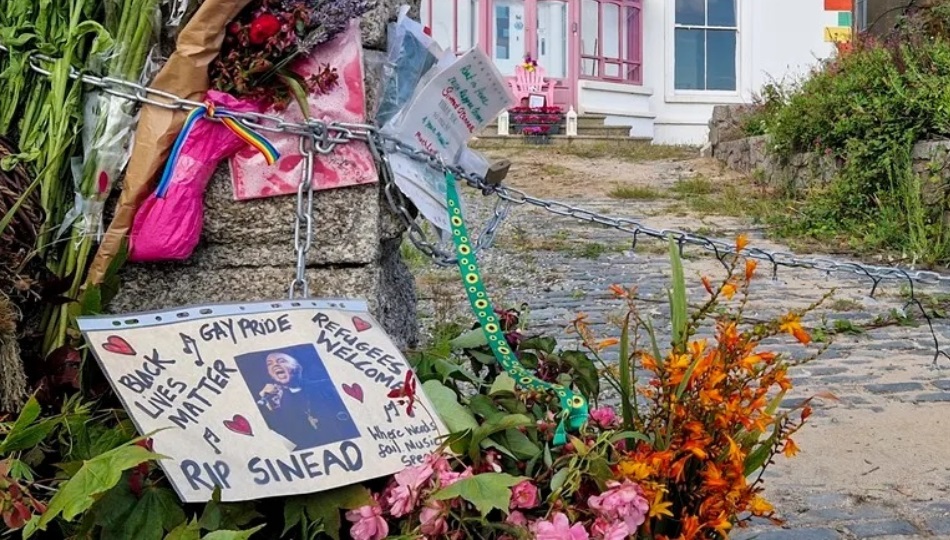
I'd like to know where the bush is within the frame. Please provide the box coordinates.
[752,2,950,265]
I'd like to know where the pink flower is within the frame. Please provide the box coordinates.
[420,501,449,537]
[345,500,388,540]
[510,480,540,510]
[386,461,435,517]
[507,510,528,527]
[589,406,620,429]
[532,513,590,540]
[587,480,649,531]
[591,518,630,540]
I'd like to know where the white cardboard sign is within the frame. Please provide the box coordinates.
[78,299,447,503]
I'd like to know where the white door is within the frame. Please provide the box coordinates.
[536,0,568,79]
[492,0,526,75]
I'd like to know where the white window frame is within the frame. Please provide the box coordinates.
[664,0,750,103]
[855,0,868,32]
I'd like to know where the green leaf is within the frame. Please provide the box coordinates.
[469,414,534,462]
[201,525,265,540]
[422,380,478,433]
[520,336,556,354]
[286,485,372,540]
[468,350,496,366]
[0,396,58,454]
[165,519,201,540]
[496,430,541,460]
[560,351,600,401]
[468,395,504,422]
[550,468,569,492]
[127,487,186,537]
[608,431,652,445]
[80,285,102,316]
[33,444,160,533]
[489,373,516,395]
[432,473,524,516]
[668,236,688,351]
[93,481,137,529]
[450,328,488,350]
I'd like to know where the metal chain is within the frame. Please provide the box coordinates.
[5,43,950,287]
[289,135,317,298]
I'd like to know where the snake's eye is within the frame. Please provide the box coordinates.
[571,396,584,408]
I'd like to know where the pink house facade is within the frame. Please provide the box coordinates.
[420,0,845,144]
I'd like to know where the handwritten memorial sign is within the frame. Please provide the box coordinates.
[386,48,513,232]
[78,299,447,503]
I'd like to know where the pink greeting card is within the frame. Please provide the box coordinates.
[229,21,377,200]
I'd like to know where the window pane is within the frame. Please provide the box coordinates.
[708,0,736,27]
[674,28,704,90]
[675,0,704,25]
[431,1,454,51]
[706,29,736,90]
[605,63,621,78]
[581,0,599,76]
[624,6,641,63]
[457,0,480,50]
[537,1,568,78]
[603,2,620,59]
[495,5,510,60]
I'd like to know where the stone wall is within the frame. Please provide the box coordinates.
[708,105,950,197]
[110,0,422,349]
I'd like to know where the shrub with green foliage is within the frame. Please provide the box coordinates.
[750,2,950,265]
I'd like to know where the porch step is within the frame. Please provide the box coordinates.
[480,113,631,138]
[469,134,653,150]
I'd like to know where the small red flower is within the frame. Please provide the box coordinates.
[388,370,418,417]
[248,13,281,45]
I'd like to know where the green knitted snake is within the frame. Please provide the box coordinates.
[444,172,588,446]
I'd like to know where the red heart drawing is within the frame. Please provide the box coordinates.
[352,316,372,332]
[342,383,364,403]
[102,335,136,356]
[223,415,253,436]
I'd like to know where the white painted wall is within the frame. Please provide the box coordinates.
[639,0,841,145]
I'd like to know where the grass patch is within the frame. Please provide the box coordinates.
[556,142,697,162]
[538,163,570,176]
[672,176,716,196]
[608,184,664,200]
[828,298,864,312]
[576,242,607,259]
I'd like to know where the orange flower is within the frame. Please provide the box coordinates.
[749,496,775,516]
[736,234,749,252]
[595,338,620,350]
[722,282,737,300]
[702,276,714,294]
[609,284,628,298]
[779,313,811,344]
[618,459,653,481]
[783,438,800,457]
[680,515,702,540]
[745,259,758,281]
[801,405,813,421]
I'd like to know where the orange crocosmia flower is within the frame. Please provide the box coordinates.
[701,276,714,294]
[596,338,620,350]
[783,438,800,457]
[680,515,702,540]
[801,405,813,421]
[740,354,763,371]
[703,463,730,490]
[779,313,811,344]
[726,435,745,462]
[736,234,750,252]
[641,353,658,371]
[745,259,758,281]
[721,282,738,300]
[711,512,733,535]
[749,496,775,516]
[608,284,628,298]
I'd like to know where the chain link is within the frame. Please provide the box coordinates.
[5,44,950,288]
[289,135,317,298]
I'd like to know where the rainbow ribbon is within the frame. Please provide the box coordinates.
[155,103,280,199]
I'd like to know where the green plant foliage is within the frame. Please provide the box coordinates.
[431,473,524,516]
[747,3,950,264]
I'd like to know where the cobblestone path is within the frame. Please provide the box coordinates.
[410,150,950,539]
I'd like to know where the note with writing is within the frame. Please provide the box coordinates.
[392,47,512,161]
[384,48,511,231]
[78,299,447,503]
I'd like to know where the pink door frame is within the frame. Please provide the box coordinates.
[479,0,579,109]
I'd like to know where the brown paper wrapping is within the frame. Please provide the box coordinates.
[87,0,254,285]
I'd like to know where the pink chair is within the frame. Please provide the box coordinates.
[509,64,556,107]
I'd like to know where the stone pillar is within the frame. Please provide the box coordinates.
[110,0,421,349]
